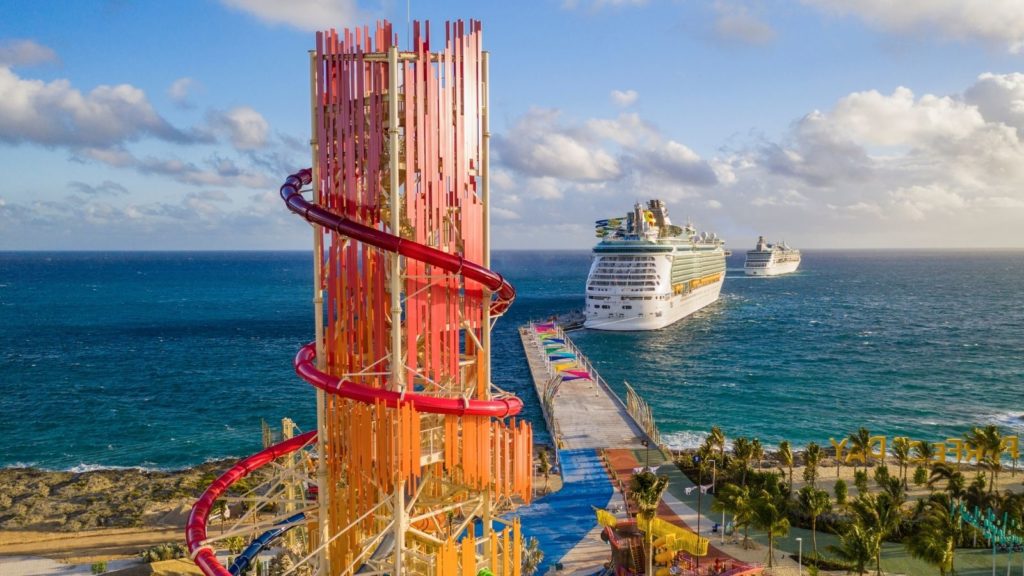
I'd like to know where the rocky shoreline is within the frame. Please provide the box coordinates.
[0,461,232,533]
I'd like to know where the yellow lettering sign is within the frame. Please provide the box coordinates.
[1002,437,1020,461]
[869,436,886,461]
[829,438,847,463]
[946,439,964,464]
[822,434,1018,466]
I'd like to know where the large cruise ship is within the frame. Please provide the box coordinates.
[584,200,726,331]
[744,236,801,276]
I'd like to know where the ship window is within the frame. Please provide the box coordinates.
[623,305,632,309]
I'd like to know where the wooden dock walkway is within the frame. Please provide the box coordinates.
[519,323,649,451]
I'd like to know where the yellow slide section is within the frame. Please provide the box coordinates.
[594,509,709,556]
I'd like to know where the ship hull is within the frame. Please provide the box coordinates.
[584,277,723,331]
[745,259,800,276]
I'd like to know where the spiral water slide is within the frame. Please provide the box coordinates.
[187,20,532,576]
[184,170,524,574]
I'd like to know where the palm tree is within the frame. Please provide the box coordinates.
[963,473,995,513]
[914,441,937,468]
[881,475,906,509]
[829,522,879,575]
[521,536,544,576]
[750,487,790,568]
[803,442,822,489]
[709,425,727,465]
[891,437,911,488]
[905,494,962,576]
[733,437,753,486]
[630,470,669,576]
[798,486,831,556]
[538,449,551,494]
[851,492,902,574]
[848,427,873,472]
[929,462,965,501]
[713,482,753,546]
[778,440,794,496]
[964,425,1003,493]
[998,490,1024,536]
[751,438,765,471]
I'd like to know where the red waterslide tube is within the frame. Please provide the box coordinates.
[186,431,317,576]
[293,343,523,417]
[279,169,517,316]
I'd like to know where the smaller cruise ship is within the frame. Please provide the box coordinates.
[744,236,801,276]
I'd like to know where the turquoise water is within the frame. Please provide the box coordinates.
[1,250,1022,469]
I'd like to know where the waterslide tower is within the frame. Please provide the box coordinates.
[186,20,534,575]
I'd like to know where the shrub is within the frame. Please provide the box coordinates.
[833,478,847,505]
[872,464,890,487]
[225,535,246,554]
[912,465,928,486]
[853,470,869,494]
[141,542,187,562]
[91,561,107,574]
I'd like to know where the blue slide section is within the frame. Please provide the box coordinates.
[515,449,613,573]
[228,512,306,575]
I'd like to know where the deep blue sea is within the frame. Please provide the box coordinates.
[1,250,1022,470]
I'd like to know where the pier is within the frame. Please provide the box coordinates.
[519,322,777,576]
[520,322,651,452]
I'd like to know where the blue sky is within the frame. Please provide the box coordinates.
[2,0,1024,250]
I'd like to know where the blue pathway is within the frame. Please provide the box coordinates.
[516,448,613,573]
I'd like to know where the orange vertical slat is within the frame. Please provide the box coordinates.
[461,528,477,575]
[490,530,498,575]
[502,526,511,576]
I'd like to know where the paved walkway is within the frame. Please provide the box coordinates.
[516,449,618,575]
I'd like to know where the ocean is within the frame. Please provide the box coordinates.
[1,250,1022,470]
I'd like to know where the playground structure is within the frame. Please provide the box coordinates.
[954,502,1024,574]
[185,20,534,575]
[596,508,711,576]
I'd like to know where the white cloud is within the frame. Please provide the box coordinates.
[73,147,276,189]
[168,77,198,107]
[496,108,621,182]
[610,89,638,107]
[0,66,200,147]
[703,72,1024,248]
[209,106,270,150]
[0,39,57,67]
[713,1,776,45]
[488,107,726,248]
[803,0,1024,53]
[68,180,129,196]
[825,86,984,148]
[0,188,306,250]
[964,72,1024,133]
[889,184,965,220]
[221,0,367,32]
[492,207,520,221]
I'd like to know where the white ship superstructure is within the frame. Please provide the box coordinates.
[585,200,726,331]
[744,236,801,276]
